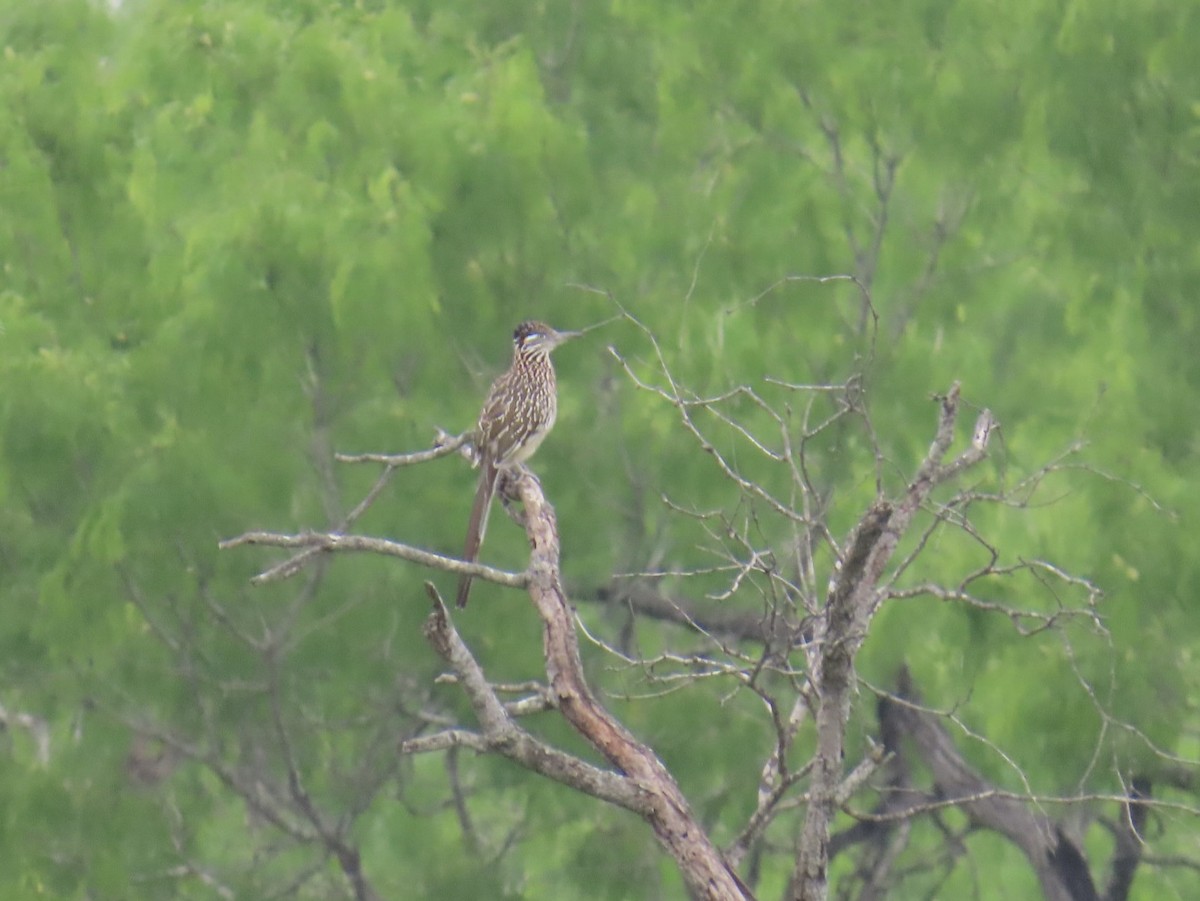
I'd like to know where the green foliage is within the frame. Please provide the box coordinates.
[1,0,1197,897]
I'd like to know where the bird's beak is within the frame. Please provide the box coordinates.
[551,329,582,346]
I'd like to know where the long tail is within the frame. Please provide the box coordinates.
[456,460,498,608]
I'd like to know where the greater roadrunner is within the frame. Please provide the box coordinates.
[456,320,579,608]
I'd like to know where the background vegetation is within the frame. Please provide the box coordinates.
[1,0,1197,898]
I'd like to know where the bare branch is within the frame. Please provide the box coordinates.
[589,580,805,646]
[220,530,525,589]
[414,583,642,811]
[400,729,491,756]
[252,434,470,583]
[793,384,996,901]
[335,432,468,466]
[879,669,1098,901]
[509,475,755,899]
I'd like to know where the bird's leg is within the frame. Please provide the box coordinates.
[463,435,483,468]
[496,466,536,527]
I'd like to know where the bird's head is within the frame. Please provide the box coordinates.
[513,320,580,354]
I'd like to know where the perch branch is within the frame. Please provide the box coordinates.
[511,472,755,900]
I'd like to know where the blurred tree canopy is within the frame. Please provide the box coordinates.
[1,0,1197,898]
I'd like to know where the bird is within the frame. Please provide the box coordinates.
[456,320,579,608]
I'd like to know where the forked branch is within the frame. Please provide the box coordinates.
[792,384,996,901]
[222,442,755,900]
